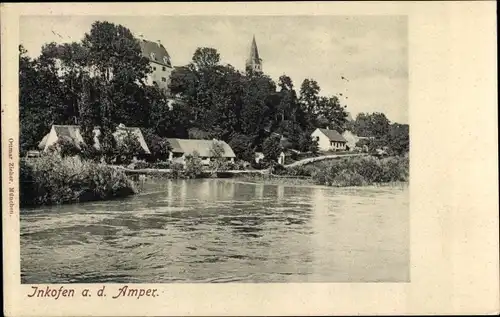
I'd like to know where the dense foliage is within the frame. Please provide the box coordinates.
[271,155,409,187]
[20,154,137,207]
[19,20,351,162]
[20,20,408,164]
[347,113,409,155]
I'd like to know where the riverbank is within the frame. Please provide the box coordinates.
[20,154,137,207]
[20,154,408,207]
[248,155,409,187]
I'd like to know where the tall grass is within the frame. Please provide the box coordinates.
[20,154,137,207]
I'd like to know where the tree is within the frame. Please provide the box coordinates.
[276,75,299,123]
[351,112,390,138]
[209,140,231,171]
[316,96,348,132]
[114,130,145,164]
[262,135,282,162]
[299,78,321,128]
[81,21,152,155]
[385,123,409,156]
[192,47,220,70]
[143,129,171,162]
[240,74,276,139]
[184,151,204,178]
[228,133,255,162]
[19,45,65,155]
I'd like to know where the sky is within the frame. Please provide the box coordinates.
[20,15,408,124]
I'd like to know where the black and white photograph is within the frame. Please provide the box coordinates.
[3,2,499,316]
[17,15,410,284]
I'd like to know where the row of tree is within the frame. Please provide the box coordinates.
[19,20,408,163]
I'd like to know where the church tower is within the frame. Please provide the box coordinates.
[246,35,263,74]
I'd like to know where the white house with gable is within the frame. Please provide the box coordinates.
[311,128,348,152]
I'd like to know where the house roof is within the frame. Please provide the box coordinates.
[317,128,347,142]
[167,138,236,158]
[139,39,172,67]
[43,124,151,154]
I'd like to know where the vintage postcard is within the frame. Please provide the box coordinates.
[2,2,498,316]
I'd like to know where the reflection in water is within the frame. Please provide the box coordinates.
[21,179,409,283]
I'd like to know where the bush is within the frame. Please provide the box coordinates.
[311,155,409,187]
[46,136,81,158]
[251,159,271,170]
[170,162,184,178]
[209,159,234,172]
[233,160,248,170]
[80,143,102,162]
[152,161,171,169]
[270,163,287,175]
[332,170,367,187]
[184,151,204,178]
[143,130,171,162]
[347,156,384,183]
[285,165,313,177]
[20,154,137,207]
[380,156,409,182]
[114,131,145,165]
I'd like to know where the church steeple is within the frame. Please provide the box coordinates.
[246,35,262,74]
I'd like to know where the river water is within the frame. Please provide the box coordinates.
[21,179,409,283]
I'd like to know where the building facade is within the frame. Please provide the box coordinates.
[138,38,173,93]
[311,128,348,152]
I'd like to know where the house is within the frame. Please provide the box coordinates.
[167,138,236,166]
[311,128,348,152]
[38,124,151,156]
[138,37,174,93]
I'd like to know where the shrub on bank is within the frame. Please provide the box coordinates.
[20,154,137,207]
[308,155,409,187]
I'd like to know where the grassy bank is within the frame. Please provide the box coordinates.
[20,154,137,207]
[127,155,409,188]
[263,155,409,187]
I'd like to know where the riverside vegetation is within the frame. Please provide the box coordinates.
[20,151,408,207]
[245,155,409,187]
[19,20,409,206]
[20,154,137,207]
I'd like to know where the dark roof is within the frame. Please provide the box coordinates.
[318,128,347,142]
[45,125,151,154]
[139,39,172,67]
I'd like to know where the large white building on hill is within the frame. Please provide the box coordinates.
[138,37,174,93]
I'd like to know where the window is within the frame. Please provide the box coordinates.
[162,66,166,71]
[161,77,167,82]
[153,66,156,71]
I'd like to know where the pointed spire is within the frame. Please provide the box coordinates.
[249,35,260,61]
[246,35,262,74]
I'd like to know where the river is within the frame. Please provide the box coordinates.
[21,179,409,283]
